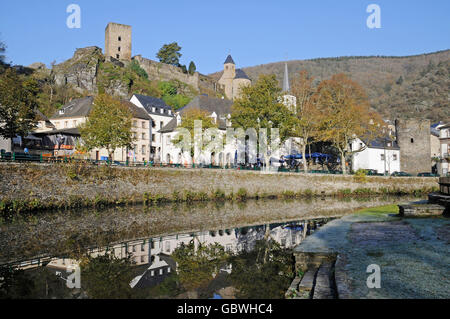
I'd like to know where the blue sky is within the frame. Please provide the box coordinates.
[0,0,449,74]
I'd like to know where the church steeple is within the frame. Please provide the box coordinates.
[283,62,290,93]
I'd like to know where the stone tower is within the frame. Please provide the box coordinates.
[219,55,236,100]
[105,23,132,61]
[395,119,431,175]
[218,55,251,100]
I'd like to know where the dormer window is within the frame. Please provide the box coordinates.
[152,107,156,113]
[160,109,164,114]
[168,110,172,115]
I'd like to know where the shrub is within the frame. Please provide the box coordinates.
[236,188,248,201]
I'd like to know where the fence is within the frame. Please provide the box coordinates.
[1,151,445,177]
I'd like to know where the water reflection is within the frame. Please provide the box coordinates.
[0,218,331,299]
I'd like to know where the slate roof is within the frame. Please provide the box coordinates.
[34,127,81,136]
[224,55,235,65]
[50,96,94,119]
[159,117,178,133]
[122,100,152,121]
[132,94,174,117]
[361,136,400,150]
[179,95,233,117]
[235,68,250,80]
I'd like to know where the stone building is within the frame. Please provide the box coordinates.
[395,119,431,175]
[218,55,251,100]
[105,22,132,61]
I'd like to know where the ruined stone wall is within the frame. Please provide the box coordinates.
[133,55,200,90]
[395,119,431,175]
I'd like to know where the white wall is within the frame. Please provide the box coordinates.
[0,137,11,152]
[351,139,400,174]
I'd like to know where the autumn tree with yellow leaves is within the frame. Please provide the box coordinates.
[314,74,385,175]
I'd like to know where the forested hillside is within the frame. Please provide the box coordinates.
[210,50,450,122]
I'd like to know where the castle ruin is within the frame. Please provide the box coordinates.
[105,22,132,61]
[395,119,431,175]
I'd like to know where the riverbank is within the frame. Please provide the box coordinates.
[292,205,450,299]
[0,163,439,214]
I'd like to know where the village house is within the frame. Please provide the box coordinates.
[37,96,152,162]
[129,94,175,163]
[351,136,401,175]
[437,122,450,176]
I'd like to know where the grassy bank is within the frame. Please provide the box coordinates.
[0,162,439,215]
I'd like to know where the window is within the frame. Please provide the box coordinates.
[118,36,121,41]
[142,145,146,154]
[142,133,146,140]
[160,109,164,114]
[133,120,137,127]
[165,242,170,252]
[380,154,385,161]
[151,121,156,128]
[393,154,398,161]
[151,271,154,276]
[160,121,164,129]
[152,107,156,113]
[411,138,414,143]
[116,54,120,59]
[152,134,156,142]
[64,121,68,128]
[118,47,121,52]
[160,269,163,275]
[142,121,146,129]
[141,256,145,263]
[73,120,77,127]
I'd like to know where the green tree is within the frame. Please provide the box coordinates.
[0,40,6,65]
[156,42,182,66]
[188,61,196,75]
[129,60,148,79]
[172,240,228,294]
[80,254,135,299]
[230,240,294,299]
[231,74,294,167]
[0,68,37,150]
[79,94,133,161]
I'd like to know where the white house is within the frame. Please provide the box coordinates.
[351,137,401,175]
[438,123,450,176]
[129,94,175,163]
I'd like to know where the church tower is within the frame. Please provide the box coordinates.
[219,55,236,99]
[282,62,296,112]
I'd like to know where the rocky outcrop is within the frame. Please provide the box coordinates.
[52,46,104,93]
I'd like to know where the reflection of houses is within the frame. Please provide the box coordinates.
[44,218,330,289]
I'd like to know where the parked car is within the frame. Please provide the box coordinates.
[365,169,384,176]
[417,172,439,177]
[391,171,413,177]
